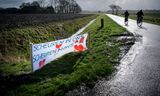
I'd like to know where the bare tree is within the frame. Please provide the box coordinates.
[31,1,40,7]
[20,0,81,14]
[115,5,122,15]
[54,0,81,14]
[19,2,31,9]
[109,4,122,15]
[109,4,115,14]
[20,1,40,9]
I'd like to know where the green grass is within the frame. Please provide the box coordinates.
[0,15,97,75]
[0,15,96,56]
[1,14,126,96]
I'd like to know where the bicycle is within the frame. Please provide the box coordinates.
[124,17,128,26]
[137,16,143,27]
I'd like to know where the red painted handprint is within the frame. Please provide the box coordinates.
[56,44,62,49]
[79,36,85,43]
[39,59,46,68]
[74,36,86,52]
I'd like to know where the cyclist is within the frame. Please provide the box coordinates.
[136,10,144,27]
[124,10,129,26]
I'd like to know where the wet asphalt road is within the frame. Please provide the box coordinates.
[87,14,160,96]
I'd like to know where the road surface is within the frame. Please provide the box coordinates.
[71,19,95,37]
[87,14,160,96]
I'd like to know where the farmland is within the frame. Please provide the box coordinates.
[0,14,96,55]
[0,13,98,95]
[0,14,93,30]
[0,14,97,73]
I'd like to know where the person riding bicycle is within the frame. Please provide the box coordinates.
[136,10,144,27]
[124,10,129,26]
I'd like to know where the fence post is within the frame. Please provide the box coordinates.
[4,39,7,55]
[30,42,34,72]
[88,32,90,50]
[101,18,104,28]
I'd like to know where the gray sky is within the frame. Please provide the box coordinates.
[0,0,160,11]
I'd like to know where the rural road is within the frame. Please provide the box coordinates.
[87,14,160,96]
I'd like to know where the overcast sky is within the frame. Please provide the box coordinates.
[0,0,160,11]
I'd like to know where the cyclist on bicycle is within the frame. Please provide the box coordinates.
[124,10,129,26]
[136,10,144,27]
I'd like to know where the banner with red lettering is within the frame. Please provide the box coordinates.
[31,33,88,71]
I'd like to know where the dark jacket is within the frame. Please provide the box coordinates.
[124,11,129,17]
[136,10,144,17]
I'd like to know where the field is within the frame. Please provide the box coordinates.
[0,14,93,30]
[0,14,96,58]
[0,13,97,95]
[0,13,133,96]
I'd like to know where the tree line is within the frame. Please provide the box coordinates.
[0,0,82,14]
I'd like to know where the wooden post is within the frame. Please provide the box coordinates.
[4,39,7,55]
[88,32,90,50]
[4,32,7,55]
[30,42,34,72]
[101,18,104,28]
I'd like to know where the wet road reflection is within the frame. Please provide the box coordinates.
[85,14,160,96]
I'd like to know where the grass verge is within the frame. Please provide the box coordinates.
[0,15,97,75]
[1,14,126,96]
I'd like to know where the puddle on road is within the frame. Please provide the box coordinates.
[66,32,143,96]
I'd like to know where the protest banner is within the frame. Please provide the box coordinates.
[31,33,88,71]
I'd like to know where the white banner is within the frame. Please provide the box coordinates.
[31,33,88,71]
